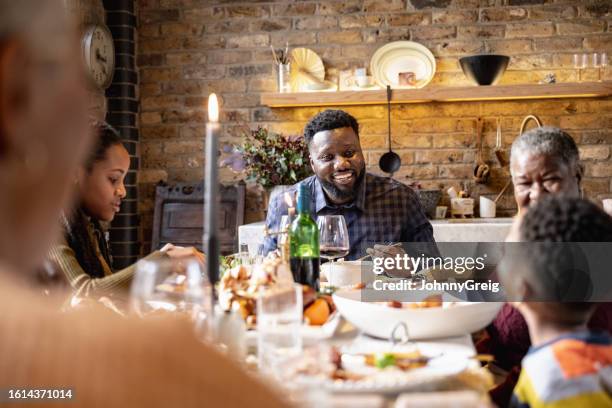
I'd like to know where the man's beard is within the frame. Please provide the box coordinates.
[318,168,365,203]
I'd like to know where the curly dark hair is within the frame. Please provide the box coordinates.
[521,195,612,242]
[85,120,123,172]
[516,195,612,314]
[303,109,359,145]
[66,121,125,278]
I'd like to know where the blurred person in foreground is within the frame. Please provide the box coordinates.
[49,121,203,301]
[0,1,287,406]
[497,196,612,408]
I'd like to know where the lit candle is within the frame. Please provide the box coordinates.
[205,94,220,287]
[284,192,295,218]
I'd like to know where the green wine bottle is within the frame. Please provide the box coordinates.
[289,183,320,291]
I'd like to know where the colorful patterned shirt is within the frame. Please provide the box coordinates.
[511,331,612,408]
[263,173,436,260]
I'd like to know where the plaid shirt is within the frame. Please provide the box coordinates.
[263,173,436,260]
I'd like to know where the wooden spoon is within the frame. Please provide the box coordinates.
[473,117,490,184]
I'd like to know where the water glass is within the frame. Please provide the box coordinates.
[277,63,291,93]
[601,52,608,82]
[130,257,213,340]
[257,283,303,376]
[573,53,587,81]
[239,242,251,265]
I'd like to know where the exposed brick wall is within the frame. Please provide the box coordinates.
[137,0,612,251]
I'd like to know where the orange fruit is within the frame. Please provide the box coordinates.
[304,298,330,326]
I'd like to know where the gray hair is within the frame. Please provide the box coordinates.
[0,1,66,48]
[510,126,580,171]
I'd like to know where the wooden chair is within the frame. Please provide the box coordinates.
[151,181,245,255]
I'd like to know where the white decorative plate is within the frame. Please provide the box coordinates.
[370,41,436,89]
[290,48,326,92]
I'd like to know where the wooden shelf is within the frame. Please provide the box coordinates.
[261,82,612,108]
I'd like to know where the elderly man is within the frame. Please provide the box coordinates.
[264,109,436,260]
[510,126,583,213]
[0,1,286,407]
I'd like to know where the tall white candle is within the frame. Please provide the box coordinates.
[205,94,220,286]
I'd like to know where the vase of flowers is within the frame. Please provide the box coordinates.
[221,127,313,212]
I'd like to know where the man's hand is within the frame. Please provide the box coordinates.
[366,244,413,278]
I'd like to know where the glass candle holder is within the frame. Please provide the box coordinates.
[277,63,291,93]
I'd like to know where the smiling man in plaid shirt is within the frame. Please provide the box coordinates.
[263,109,436,261]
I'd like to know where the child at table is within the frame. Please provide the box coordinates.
[49,121,203,300]
[497,195,612,408]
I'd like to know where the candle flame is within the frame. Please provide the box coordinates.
[208,93,219,123]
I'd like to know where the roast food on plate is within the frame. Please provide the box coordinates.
[288,345,469,394]
[384,294,443,309]
[333,289,502,339]
[218,258,335,328]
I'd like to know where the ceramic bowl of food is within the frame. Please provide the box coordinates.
[321,260,373,288]
[333,289,502,339]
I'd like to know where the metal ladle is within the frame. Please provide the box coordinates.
[379,85,401,174]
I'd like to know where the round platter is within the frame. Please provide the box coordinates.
[370,41,436,89]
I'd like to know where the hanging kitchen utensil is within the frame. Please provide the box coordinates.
[473,117,490,184]
[494,117,508,167]
[379,86,401,175]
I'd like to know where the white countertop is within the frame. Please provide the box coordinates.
[238,218,513,255]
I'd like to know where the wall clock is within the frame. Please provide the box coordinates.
[82,24,115,90]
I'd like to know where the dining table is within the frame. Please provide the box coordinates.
[243,313,494,408]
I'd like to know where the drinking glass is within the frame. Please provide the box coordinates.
[130,257,213,340]
[573,53,587,82]
[277,214,294,255]
[257,283,303,377]
[601,52,608,82]
[239,242,251,265]
[317,215,350,262]
[592,53,601,81]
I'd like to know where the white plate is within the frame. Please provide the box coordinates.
[370,41,436,89]
[333,289,502,339]
[300,353,469,394]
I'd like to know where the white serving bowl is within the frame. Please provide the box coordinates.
[321,260,373,288]
[332,289,502,340]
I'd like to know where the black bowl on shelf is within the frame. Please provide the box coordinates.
[459,54,510,86]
